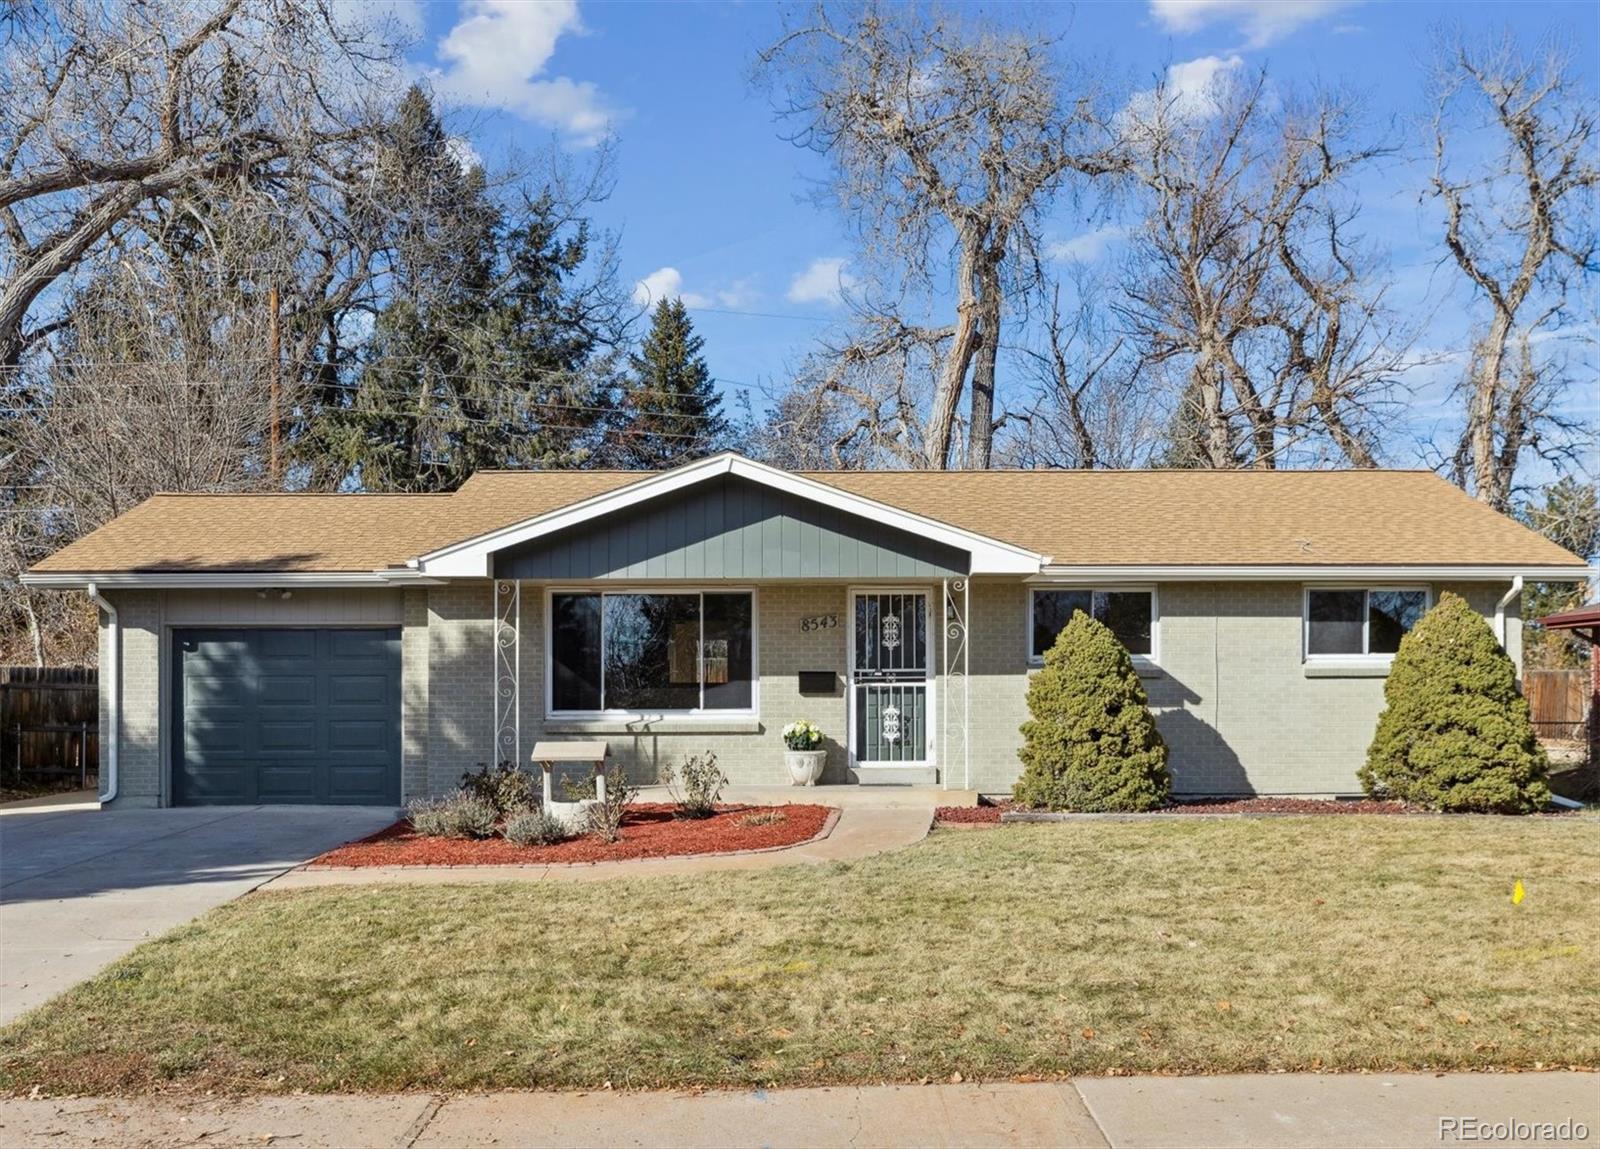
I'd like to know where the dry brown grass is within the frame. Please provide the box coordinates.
[2,816,1596,1095]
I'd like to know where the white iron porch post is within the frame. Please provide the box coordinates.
[943,577,970,790]
[494,579,520,766]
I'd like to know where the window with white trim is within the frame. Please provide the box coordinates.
[1030,588,1156,661]
[549,590,755,714]
[1304,587,1428,658]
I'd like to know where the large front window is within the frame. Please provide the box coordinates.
[550,590,754,714]
[1304,587,1428,658]
[1030,587,1156,660]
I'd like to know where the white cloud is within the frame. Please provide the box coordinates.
[428,1,616,146]
[445,136,483,173]
[1047,225,1128,264]
[786,257,858,307]
[1120,54,1245,136]
[1148,1,1356,49]
[633,267,708,309]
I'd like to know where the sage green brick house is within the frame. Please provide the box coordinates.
[24,452,1590,806]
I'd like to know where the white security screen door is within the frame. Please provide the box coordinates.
[849,591,932,768]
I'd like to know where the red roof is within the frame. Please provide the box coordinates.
[1538,603,1600,631]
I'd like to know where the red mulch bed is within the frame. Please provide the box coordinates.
[935,802,1008,824]
[309,803,832,868]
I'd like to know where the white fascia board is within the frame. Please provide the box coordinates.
[1031,564,1594,583]
[414,452,1046,577]
[20,570,444,589]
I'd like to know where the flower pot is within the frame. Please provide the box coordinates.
[785,748,827,786]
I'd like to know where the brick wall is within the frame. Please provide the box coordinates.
[424,581,496,795]
[958,578,1522,796]
[102,590,163,807]
[401,587,430,800]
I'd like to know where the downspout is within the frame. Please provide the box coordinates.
[86,583,118,805]
[1494,575,1523,648]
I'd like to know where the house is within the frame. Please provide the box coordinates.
[22,452,1590,807]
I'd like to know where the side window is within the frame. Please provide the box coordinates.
[1031,588,1155,660]
[1306,588,1428,658]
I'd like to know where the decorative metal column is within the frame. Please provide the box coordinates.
[494,580,520,766]
[942,577,970,790]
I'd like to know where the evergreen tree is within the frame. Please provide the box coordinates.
[1360,592,1550,813]
[616,298,729,469]
[1013,612,1171,812]
[1519,478,1599,669]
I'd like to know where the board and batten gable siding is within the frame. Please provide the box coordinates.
[492,474,969,581]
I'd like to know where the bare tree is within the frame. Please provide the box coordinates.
[1115,69,1405,469]
[1428,31,1599,510]
[0,0,403,365]
[759,3,1120,469]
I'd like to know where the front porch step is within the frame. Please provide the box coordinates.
[849,766,938,786]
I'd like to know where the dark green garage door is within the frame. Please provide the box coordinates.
[173,628,401,806]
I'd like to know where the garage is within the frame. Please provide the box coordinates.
[172,628,401,806]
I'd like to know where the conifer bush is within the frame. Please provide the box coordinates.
[1013,611,1170,812]
[1360,591,1550,813]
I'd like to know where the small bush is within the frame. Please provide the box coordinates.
[505,809,572,847]
[736,808,787,827]
[405,796,453,837]
[1013,611,1170,812]
[1360,592,1551,813]
[661,751,727,819]
[564,764,637,843]
[460,761,538,816]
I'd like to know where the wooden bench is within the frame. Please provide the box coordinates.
[530,740,610,813]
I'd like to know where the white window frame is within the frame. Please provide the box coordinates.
[1026,584,1160,668]
[1302,585,1431,664]
[544,586,760,720]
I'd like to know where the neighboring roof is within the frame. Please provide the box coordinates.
[28,456,1590,577]
[1537,604,1600,632]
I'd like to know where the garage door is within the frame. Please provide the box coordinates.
[173,628,401,806]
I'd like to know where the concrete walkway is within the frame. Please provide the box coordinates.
[265,786,939,889]
[3,1073,1594,1148]
[0,804,397,1023]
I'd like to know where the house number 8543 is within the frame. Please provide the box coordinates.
[799,614,838,632]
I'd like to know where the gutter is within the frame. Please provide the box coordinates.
[1494,575,1523,647]
[85,583,118,805]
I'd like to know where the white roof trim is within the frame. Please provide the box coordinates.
[413,452,1047,577]
[20,570,443,590]
[1032,564,1593,582]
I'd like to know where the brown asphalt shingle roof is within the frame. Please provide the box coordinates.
[31,465,1587,574]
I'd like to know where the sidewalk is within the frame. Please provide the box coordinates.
[2,1073,1593,1148]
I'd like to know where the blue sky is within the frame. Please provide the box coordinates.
[394,0,1596,475]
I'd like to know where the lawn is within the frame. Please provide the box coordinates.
[2,817,1597,1095]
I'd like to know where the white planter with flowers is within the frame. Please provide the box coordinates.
[782,719,827,786]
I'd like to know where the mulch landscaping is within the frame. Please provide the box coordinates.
[936,796,1415,823]
[309,802,833,867]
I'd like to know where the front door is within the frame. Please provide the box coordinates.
[849,591,933,769]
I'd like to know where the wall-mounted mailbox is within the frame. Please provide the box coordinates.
[797,670,838,696]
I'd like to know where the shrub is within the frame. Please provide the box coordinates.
[1013,611,1170,812]
[460,761,538,816]
[405,796,453,837]
[1360,592,1550,813]
[564,764,637,843]
[736,808,787,827]
[504,809,572,847]
[660,751,727,819]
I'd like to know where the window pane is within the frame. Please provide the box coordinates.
[1369,590,1426,654]
[702,593,753,710]
[1094,591,1153,655]
[551,594,601,710]
[1307,590,1365,655]
[602,594,701,711]
[1033,590,1091,658]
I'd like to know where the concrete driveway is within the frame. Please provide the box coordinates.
[0,804,396,1024]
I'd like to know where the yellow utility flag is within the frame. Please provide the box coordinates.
[1512,880,1526,905]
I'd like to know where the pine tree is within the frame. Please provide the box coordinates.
[1360,592,1550,813]
[1013,611,1171,812]
[1519,478,1599,669]
[616,298,729,469]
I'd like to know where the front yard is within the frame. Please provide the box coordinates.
[2,816,1596,1094]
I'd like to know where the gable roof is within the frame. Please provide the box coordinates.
[26,453,1590,582]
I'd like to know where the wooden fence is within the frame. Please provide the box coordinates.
[1525,668,1590,743]
[0,666,99,788]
